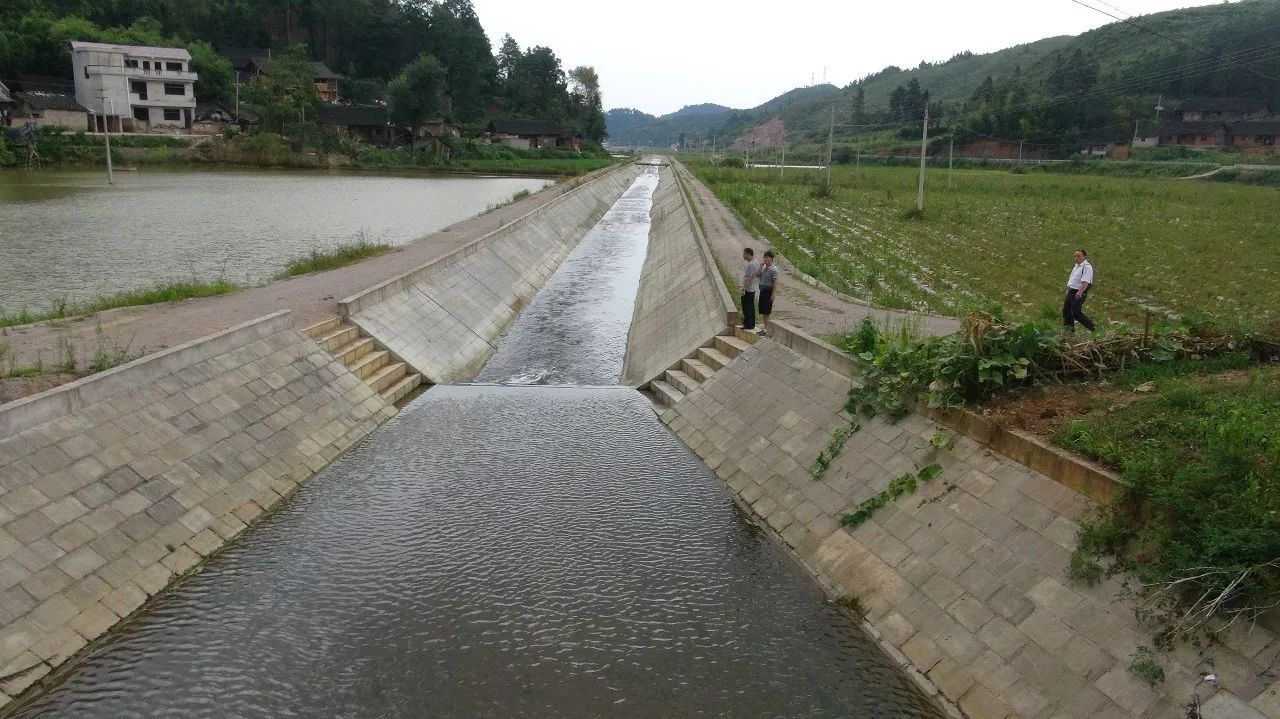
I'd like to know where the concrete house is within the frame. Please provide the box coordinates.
[1155,97,1276,150]
[10,75,88,130]
[486,119,581,150]
[69,40,198,132]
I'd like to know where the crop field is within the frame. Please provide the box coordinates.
[691,162,1279,323]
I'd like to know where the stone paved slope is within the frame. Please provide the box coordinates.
[0,313,394,708]
[660,336,1280,719]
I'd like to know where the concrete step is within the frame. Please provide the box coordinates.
[696,347,732,371]
[682,358,714,383]
[649,380,684,407]
[665,369,699,395]
[349,350,390,380]
[734,327,762,345]
[334,337,375,366]
[318,325,359,352]
[714,335,752,359]
[303,316,342,339]
[380,373,422,404]
[368,362,409,394]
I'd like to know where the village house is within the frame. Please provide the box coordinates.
[9,75,88,130]
[485,118,582,150]
[220,47,343,103]
[1155,97,1278,151]
[317,104,398,146]
[0,80,13,126]
[69,40,198,133]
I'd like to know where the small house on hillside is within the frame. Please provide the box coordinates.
[9,76,87,130]
[317,104,399,146]
[219,47,343,103]
[1155,97,1277,151]
[1175,98,1267,123]
[486,119,581,150]
[0,80,13,126]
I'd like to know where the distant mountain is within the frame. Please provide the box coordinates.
[605,85,838,147]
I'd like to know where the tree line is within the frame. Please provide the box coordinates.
[0,0,606,142]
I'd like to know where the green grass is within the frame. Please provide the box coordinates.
[689,161,1280,322]
[1056,363,1280,640]
[277,240,392,278]
[0,279,240,329]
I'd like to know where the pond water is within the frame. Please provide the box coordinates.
[0,168,550,312]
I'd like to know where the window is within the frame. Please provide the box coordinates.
[163,108,180,121]
[143,61,151,70]
[166,62,183,72]
[130,80,147,99]
[125,59,139,69]
[163,83,185,96]
[133,107,149,122]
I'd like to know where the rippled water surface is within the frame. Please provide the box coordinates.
[0,169,549,311]
[476,168,658,385]
[15,387,939,718]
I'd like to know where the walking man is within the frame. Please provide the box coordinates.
[757,250,779,336]
[1063,249,1096,333]
[740,247,760,330]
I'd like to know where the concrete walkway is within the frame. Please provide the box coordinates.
[674,161,959,339]
[1,170,606,400]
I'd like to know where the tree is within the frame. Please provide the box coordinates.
[426,0,496,123]
[851,85,865,126]
[188,40,234,106]
[569,65,606,142]
[496,34,521,82]
[242,44,317,141]
[502,45,567,120]
[389,52,447,148]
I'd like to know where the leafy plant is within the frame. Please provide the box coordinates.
[841,463,943,527]
[809,424,859,479]
[1128,646,1165,686]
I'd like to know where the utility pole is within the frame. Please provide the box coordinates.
[1018,140,1024,163]
[235,71,241,122]
[948,135,955,189]
[1132,118,1141,145]
[780,140,786,178]
[824,106,834,194]
[746,140,751,169]
[916,104,928,212]
[99,93,114,185]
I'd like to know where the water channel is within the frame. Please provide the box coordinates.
[0,169,549,312]
[13,168,941,718]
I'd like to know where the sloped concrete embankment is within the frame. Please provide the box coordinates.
[340,163,645,384]
[0,312,394,708]
[658,324,1280,719]
[619,166,737,387]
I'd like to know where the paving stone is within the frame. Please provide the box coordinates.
[1019,607,1075,651]
[978,615,1030,660]
[69,602,120,641]
[948,595,996,633]
[1094,664,1158,716]
[28,594,79,632]
[101,583,148,618]
[19,565,73,601]
[960,684,1015,719]
[902,634,943,672]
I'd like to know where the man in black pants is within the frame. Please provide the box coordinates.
[1063,249,1096,333]
[740,247,759,330]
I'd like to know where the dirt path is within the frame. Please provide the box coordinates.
[674,161,959,339]
[1,170,605,381]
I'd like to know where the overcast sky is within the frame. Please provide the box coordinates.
[470,0,1220,116]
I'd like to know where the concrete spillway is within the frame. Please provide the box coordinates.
[7,162,942,717]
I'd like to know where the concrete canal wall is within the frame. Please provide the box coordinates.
[619,166,737,387]
[659,324,1280,719]
[0,312,394,706]
[340,163,645,384]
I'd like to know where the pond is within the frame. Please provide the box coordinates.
[0,168,550,312]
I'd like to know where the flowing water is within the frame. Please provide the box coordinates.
[12,168,942,718]
[0,168,549,312]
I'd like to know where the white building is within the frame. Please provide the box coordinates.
[70,40,198,133]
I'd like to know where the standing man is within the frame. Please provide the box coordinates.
[740,247,760,331]
[1063,249,1096,333]
[757,250,779,336]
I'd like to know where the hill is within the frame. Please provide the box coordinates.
[633,0,1280,155]
[605,85,838,147]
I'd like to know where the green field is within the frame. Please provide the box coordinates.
[691,162,1279,323]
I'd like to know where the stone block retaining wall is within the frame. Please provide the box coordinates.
[659,330,1280,719]
[0,312,395,709]
[341,163,644,384]
[620,165,736,387]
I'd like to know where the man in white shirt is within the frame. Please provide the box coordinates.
[740,247,760,330]
[1063,249,1096,333]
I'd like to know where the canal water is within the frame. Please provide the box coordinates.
[0,169,549,312]
[13,169,941,718]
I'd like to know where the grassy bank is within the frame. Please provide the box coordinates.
[689,160,1279,322]
[0,279,239,329]
[276,240,391,278]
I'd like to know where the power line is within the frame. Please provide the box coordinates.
[1068,0,1280,84]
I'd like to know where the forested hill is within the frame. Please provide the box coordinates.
[605,85,838,147]
[634,0,1280,153]
[0,0,606,139]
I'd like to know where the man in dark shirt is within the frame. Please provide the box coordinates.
[757,251,779,336]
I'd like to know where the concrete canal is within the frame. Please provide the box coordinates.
[10,167,941,717]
